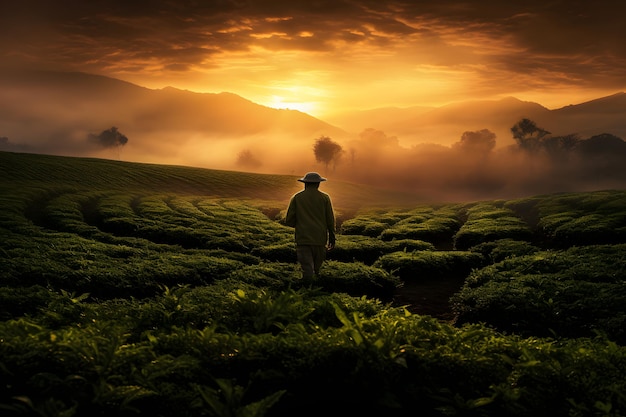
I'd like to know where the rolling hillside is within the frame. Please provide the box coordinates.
[0,151,419,210]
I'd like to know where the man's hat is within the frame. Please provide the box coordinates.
[298,172,327,183]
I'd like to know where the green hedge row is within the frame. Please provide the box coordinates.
[1,285,625,417]
[452,244,626,343]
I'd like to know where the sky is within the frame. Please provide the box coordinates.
[1,0,625,118]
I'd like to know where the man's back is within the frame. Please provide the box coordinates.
[285,172,336,280]
[285,187,334,246]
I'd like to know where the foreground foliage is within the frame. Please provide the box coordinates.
[1,151,626,416]
[1,286,625,417]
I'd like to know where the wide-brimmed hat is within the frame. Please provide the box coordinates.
[298,172,327,183]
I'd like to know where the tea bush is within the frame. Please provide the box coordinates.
[339,216,390,237]
[507,190,626,247]
[250,242,295,262]
[454,203,532,250]
[470,238,540,263]
[0,286,56,320]
[317,260,402,300]
[452,244,626,342]
[329,235,395,264]
[2,301,626,417]
[329,235,435,264]
[227,262,302,288]
[253,235,435,265]
[339,207,414,236]
[378,206,461,248]
[539,212,626,247]
[384,238,436,253]
[374,250,486,281]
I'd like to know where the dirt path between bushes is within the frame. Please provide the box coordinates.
[392,278,465,322]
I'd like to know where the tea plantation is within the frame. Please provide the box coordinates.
[1,151,626,416]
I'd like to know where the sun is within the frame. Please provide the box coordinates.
[267,95,316,114]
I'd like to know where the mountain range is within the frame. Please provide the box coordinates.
[327,93,626,148]
[1,69,625,171]
[0,69,347,170]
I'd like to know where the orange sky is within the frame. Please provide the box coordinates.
[1,1,625,118]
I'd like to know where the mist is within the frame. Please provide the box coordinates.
[1,70,625,203]
[3,115,625,204]
[310,128,626,203]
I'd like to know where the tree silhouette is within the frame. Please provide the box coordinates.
[510,118,550,152]
[576,133,626,156]
[89,126,129,148]
[452,129,496,155]
[88,126,128,159]
[542,133,580,159]
[236,149,262,169]
[313,135,343,172]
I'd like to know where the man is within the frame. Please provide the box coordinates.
[285,172,336,280]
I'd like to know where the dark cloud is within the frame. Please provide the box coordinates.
[1,0,624,111]
[3,1,623,62]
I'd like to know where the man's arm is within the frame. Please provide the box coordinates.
[285,197,297,227]
[327,229,336,250]
[326,198,336,249]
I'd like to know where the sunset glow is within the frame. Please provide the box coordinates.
[266,95,317,114]
[2,1,623,117]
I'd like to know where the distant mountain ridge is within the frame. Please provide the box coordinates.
[1,69,624,167]
[0,69,346,137]
[0,69,349,170]
[555,92,626,114]
[328,93,626,147]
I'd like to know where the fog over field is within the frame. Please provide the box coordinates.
[1,70,625,202]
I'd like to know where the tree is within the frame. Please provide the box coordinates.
[359,128,399,148]
[542,133,580,159]
[575,133,626,156]
[89,126,128,148]
[313,135,343,172]
[235,149,262,169]
[510,118,550,152]
[452,129,496,155]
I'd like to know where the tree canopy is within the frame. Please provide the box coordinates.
[89,126,129,148]
[313,135,343,172]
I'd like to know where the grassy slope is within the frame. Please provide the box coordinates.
[0,151,420,211]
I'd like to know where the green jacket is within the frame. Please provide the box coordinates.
[285,188,336,246]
